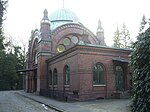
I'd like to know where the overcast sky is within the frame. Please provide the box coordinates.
[3,0,150,46]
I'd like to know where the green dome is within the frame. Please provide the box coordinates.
[49,9,81,30]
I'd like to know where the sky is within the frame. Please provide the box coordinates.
[3,0,150,47]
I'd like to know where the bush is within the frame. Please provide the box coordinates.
[130,27,150,112]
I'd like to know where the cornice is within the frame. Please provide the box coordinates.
[46,44,131,64]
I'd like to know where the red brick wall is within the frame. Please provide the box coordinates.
[47,45,131,100]
[37,55,49,93]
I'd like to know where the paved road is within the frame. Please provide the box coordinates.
[75,99,131,112]
[0,91,57,112]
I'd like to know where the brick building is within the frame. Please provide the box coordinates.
[24,8,132,101]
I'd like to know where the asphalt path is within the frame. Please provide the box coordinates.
[0,91,57,112]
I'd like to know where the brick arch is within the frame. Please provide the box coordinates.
[51,23,98,53]
[30,30,40,50]
[31,38,38,64]
[30,30,40,60]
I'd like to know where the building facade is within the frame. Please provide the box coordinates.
[24,8,132,101]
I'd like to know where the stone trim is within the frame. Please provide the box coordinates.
[93,84,106,87]
[38,39,51,44]
[37,52,51,57]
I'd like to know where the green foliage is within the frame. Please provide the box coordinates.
[121,23,132,48]
[0,0,25,90]
[113,23,132,48]
[0,46,25,90]
[113,26,122,48]
[0,52,17,90]
[139,15,147,32]
[130,26,150,112]
[0,0,7,50]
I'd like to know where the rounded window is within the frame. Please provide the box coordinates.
[57,44,65,53]
[71,36,79,44]
[93,63,105,85]
[63,38,71,46]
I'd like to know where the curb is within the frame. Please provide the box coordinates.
[16,92,66,112]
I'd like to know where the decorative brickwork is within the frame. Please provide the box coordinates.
[24,8,132,101]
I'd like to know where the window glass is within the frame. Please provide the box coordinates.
[115,66,124,91]
[53,69,57,85]
[64,65,70,85]
[116,66,123,71]
[57,45,65,53]
[63,38,71,46]
[71,36,79,44]
[49,70,52,85]
[93,63,104,85]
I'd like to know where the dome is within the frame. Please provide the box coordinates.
[49,9,81,30]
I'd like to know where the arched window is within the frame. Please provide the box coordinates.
[64,65,70,85]
[116,66,123,71]
[49,70,52,85]
[53,69,57,85]
[116,66,124,91]
[93,63,105,85]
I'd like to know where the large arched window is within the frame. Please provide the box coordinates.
[93,63,105,85]
[53,69,58,85]
[64,65,70,85]
[116,66,124,91]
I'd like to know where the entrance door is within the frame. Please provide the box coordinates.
[116,66,124,91]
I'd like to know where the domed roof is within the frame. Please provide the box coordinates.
[49,9,81,30]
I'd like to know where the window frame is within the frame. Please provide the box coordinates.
[49,70,52,85]
[64,65,70,85]
[93,63,105,85]
[53,68,58,85]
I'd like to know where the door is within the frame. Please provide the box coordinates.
[116,66,124,91]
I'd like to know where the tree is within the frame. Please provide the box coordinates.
[113,26,122,48]
[121,23,132,48]
[0,45,25,90]
[139,15,147,33]
[0,0,7,50]
[113,23,132,48]
[0,0,25,90]
[0,52,18,90]
[0,0,8,90]
[130,25,150,112]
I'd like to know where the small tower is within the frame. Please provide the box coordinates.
[40,9,51,39]
[96,20,106,46]
[36,9,52,94]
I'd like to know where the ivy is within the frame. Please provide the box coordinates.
[130,27,150,112]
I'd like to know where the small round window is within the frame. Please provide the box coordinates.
[71,36,79,44]
[63,38,71,46]
[57,45,65,53]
